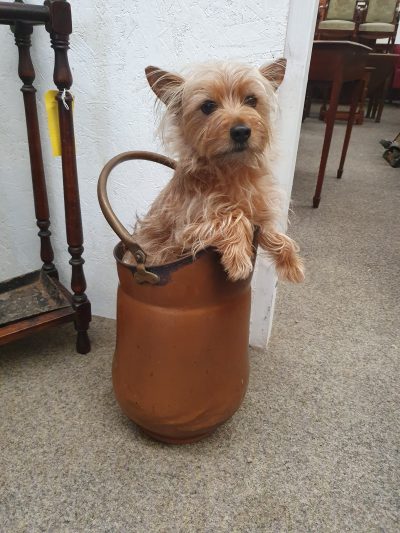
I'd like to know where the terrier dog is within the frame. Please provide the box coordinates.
[123,59,304,283]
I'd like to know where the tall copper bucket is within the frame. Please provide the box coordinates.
[98,152,254,444]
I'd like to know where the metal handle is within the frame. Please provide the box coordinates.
[97,150,176,282]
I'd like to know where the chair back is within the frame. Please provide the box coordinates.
[366,0,397,23]
[326,0,357,20]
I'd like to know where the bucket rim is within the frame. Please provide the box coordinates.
[113,228,259,285]
[113,241,208,275]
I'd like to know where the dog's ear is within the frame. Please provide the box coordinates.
[145,66,184,105]
[259,58,287,90]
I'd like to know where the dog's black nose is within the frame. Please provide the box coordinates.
[230,125,251,143]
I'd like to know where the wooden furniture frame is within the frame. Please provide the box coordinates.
[0,0,91,353]
[306,41,372,208]
[318,65,374,125]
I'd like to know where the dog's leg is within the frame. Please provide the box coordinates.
[186,215,255,282]
[259,230,304,283]
[219,226,254,282]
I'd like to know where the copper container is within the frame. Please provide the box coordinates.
[98,152,253,444]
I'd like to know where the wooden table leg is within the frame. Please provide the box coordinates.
[14,21,57,279]
[366,96,373,118]
[371,98,379,119]
[337,79,363,179]
[376,77,390,123]
[46,0,91,354]
[303,83,312,122]
[313,76,342,208]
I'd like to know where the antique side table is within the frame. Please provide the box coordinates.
[307,40,372,207]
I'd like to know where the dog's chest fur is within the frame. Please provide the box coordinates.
[132,160,280,265]
[161,164,274,226]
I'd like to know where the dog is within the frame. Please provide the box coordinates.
[123,59,304,283]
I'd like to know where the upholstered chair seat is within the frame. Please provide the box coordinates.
[359,22,395,32]
[319,19,356,30]
[317,0,357,35]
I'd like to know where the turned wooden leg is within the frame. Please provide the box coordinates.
[337,79,363,179]
[313,76,342,208]
[14,22,57,279]
[46,0,91,354]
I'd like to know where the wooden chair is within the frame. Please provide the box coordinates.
[317,0,359,39]
[358,0,400,51]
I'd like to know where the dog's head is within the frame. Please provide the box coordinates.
[145,60,286,169]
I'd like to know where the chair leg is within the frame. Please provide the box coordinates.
[313,77,342,208]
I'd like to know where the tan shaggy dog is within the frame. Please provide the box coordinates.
[123,59,304,283]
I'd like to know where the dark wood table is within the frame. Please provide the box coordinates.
[366,53,398,123]
[0,1,91,353]
[307,41,372,208]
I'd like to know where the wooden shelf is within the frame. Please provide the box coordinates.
[0,270,76,346]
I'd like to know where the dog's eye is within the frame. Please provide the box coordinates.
[201,100,217,115]
[244,95,257,107]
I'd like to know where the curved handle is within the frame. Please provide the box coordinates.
[97,150,176,263]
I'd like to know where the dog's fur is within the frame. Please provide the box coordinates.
[123,59,304,283]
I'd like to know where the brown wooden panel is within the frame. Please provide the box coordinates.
[0,307,75,346]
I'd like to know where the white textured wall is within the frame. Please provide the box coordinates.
[251,0,318,345]
[0,0,316,347]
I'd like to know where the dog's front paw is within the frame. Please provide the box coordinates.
[260,231,305,283]
[222,252,254,282]
[276,253,305,283]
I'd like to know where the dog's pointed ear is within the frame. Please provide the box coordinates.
[145,66,184,105]
[259,58,287,90]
